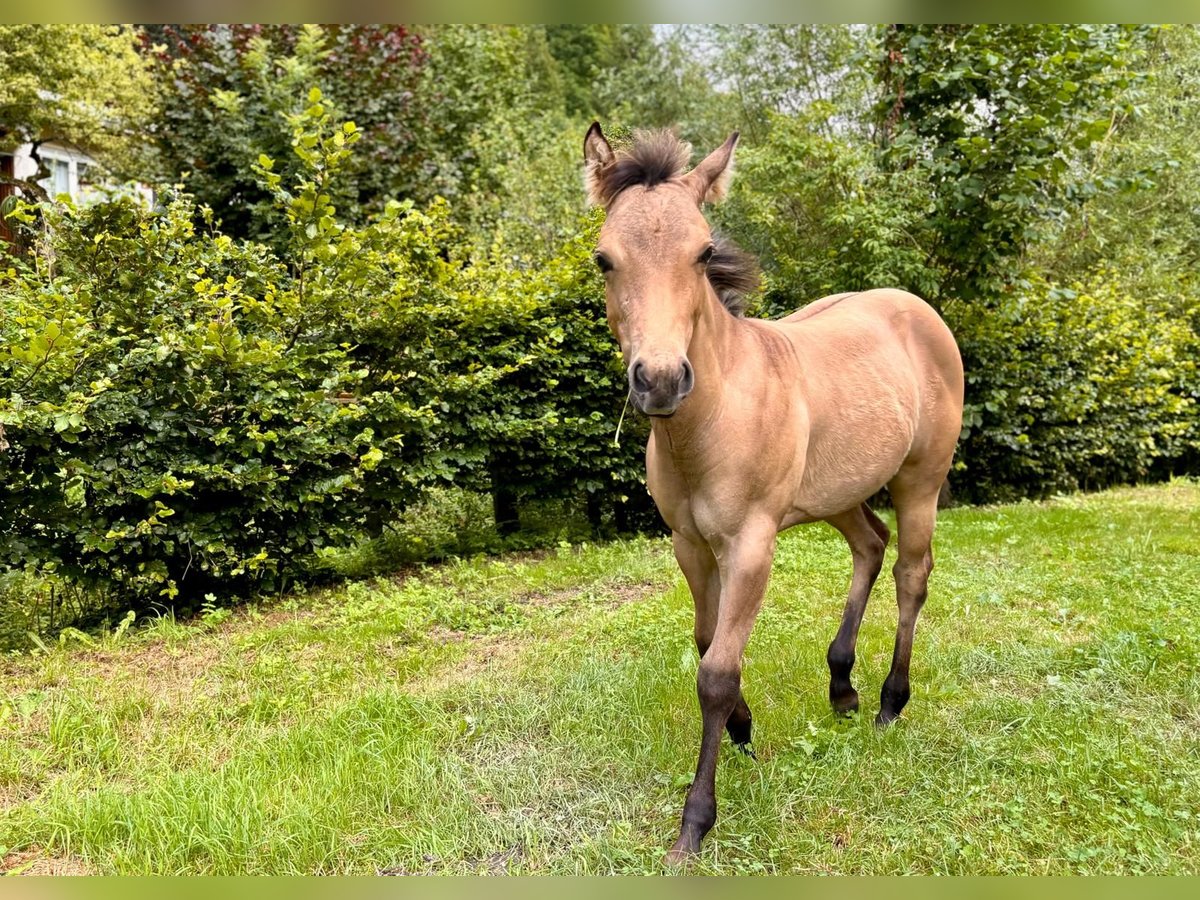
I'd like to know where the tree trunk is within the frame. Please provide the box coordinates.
[490,457,520,536]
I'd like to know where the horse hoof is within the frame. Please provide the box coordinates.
[663,847,693,868]
[663,841,701,868]
[735,741,757,761]
[874,710,900,728]
[831,691,860,716]
[664,829,704,867]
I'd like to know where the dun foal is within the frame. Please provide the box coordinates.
[583,124,964,863]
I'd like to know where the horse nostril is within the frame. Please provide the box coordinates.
[679,359,694,394]
[631,360,653,393]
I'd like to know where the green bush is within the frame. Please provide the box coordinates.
[0,99,462,606]
[142,25,429,248]
[477,216,654,533]
[715,110,942,314]
[0,193,429,603]
[0,92,655,618]
[951,272,1198,502]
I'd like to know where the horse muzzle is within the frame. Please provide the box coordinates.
[629,357,694,417]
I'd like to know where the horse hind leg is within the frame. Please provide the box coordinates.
[877,469,943,726]
[824,503,889,715]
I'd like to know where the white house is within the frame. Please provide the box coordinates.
[2,141,98,201]
[1,142,154,243]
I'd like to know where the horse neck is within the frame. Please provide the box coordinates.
[650,286,736,453]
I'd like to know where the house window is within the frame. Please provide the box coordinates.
[42,158,72,198]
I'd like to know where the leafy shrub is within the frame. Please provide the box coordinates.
[0,90,655,616]
[141,24,428,246]
[875,24,1156,302]
[0,98,459,605]
[716,110,942,314]
[476,216,655,532]
[951,272,1198,502]
[0,192,432,602]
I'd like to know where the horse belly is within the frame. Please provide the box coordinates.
[785,389,917,524]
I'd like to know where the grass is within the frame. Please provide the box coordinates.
[2,481,1200,874]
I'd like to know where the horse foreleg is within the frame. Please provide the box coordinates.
[674,532,755,752]
[666,524,775,865]
[824,503,889,714]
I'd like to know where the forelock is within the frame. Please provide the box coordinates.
[590,129,692,207]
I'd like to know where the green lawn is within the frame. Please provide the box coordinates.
[3,482,1200,875]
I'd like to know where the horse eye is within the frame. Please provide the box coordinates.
[698,245,715,265]
[594,252,613,274]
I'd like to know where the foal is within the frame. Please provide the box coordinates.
[583,124,964,863]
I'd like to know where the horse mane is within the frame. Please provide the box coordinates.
[589,129,693,208]
[707,235,760,318]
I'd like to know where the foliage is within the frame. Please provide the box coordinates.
[411,26,723,262]
[0,99,443,604]
[479,215,653,530]
[716,110,941,313]
[951,272,1198,502]
[0,193,417,602]
[0,89,654,611]
[1036,25,1200,287]
[876,24,1157,302]
[409,26,578,260]
[691,25,873,145]
[141,24,427,244]
[548,26,721,141]
[0,25,156,188]
[545,25,654,118]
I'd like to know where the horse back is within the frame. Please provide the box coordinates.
[778,291,859,324]
[780,289,961,390]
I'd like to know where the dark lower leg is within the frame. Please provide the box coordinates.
[666,523,775,865]
[878,636,913,725]
[697,636,754,749]
[826,506,886,714]
[827,635,861,713]
[667,664,740,862]
[725,700,753,750]
[877,551,930,726]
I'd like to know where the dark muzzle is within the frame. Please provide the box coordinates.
[629,357,694,417]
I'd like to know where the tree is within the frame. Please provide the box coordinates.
[544,25,630,118]
[141,24,426,244]
[875,24,1157,302]
[1031,24,1200,475]
[545,25,716,131]
[1036,25,1200,285]
[692,25,872,144]
[716,109,940,314]
[409,24,567,253]
[0,25,155,199]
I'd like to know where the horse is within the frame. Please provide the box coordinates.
[582,123,964,864]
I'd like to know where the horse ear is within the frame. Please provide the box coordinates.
[685,131,739,205]
[583,121,615,207]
